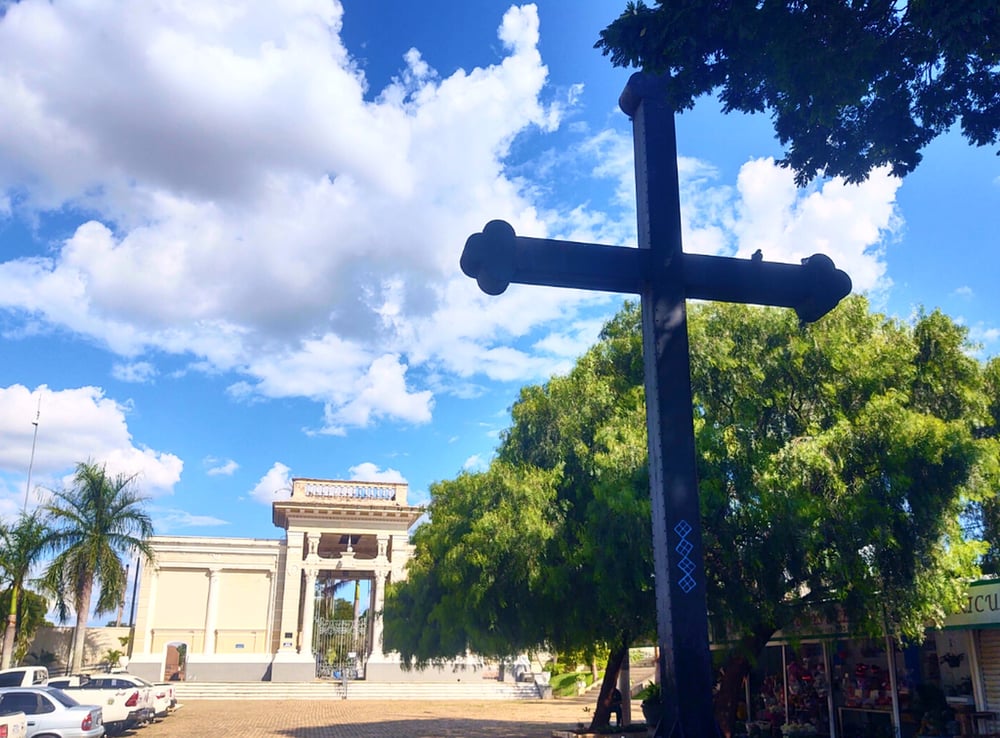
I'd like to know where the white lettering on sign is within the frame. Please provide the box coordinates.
[944,580,1000,628]
[960,591,1000,614]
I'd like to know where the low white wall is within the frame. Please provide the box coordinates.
[25,626,133,674]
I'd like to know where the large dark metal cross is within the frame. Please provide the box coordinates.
[460,73,851,737]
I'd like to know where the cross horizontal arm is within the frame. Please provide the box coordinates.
[461,220,852,323]
[685,252,852,323]
[461,220,643,295]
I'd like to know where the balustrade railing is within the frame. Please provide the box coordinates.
[292,478,407,504]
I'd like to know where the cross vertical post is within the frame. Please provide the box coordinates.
[459,70,851,738]
[624,74,718,737]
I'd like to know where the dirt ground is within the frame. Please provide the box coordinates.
[129,697,637,738]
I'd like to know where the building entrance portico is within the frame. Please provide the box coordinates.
[128,477,423,683]
[270,478,421,681]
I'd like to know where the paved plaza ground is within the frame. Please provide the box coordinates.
[134,697,643,738]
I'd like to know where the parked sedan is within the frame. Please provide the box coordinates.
[0,687,103,738]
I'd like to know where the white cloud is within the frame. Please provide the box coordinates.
[531,317,608,365]
[537,132,899,304]
[112,361,157,383]
[954,286,974,299]
[249,461,292,505]
[733,159,900,295]
[321,354,433,434]
[150,506,229,532]
[462,454,487,472]
[0,3,903,442]
[205,458,239,476]
[348,462,407,484]
[0,384,183,513]
[0,2,573,433]
[969,323,1000,348]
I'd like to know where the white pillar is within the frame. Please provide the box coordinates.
[204,567,222,654]
[264,572,276,653]
[369,570,389,659]
[277,532,304,652]
[301,568,318,657]
[142,565,159,654]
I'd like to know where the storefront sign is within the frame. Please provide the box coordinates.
[944,580,1000,629]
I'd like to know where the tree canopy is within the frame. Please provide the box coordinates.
[0,511,50,669]
[596,0,1000,184]
[384,296,993,731]
[42,460,154,673]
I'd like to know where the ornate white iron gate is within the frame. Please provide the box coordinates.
[314,616,368,680]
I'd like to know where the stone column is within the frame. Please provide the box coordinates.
[203,567,222,654]
[369,569,389,659]
[277,531,305,652]
[271,533,315,682]
[301,568,318,657]
[142,564,159,653]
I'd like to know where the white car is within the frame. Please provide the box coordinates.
[0,669,48,688]
[151,682,176,711]
[0,687,103,738]
[0,708,27,738]
[85,674,169,719]
[49,675,150,735]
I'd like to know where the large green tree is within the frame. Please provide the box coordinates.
[688,298,986,731]
[967,355,1000,574]
[385,463,567,661]
[0,511,50,668]
[596,0,1000,185]
[385,327,656,729]
[385,297,990,732]
[42,461,155,673]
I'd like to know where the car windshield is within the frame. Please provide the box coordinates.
[0,673,23,686]
[48,688,80,707]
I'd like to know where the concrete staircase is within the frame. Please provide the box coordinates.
[173,680,542,701]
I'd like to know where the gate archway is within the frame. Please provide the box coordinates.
[313,575,369,679]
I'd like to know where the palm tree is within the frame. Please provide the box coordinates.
[42,461,154,673]
[0,511,50,669]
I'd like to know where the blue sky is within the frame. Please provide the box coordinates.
[1,0,998,551]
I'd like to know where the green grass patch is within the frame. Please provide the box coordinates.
[550,670,594,697]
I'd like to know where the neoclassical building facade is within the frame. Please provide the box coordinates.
[128,477,427,682]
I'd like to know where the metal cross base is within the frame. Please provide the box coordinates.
[460,71,851,737]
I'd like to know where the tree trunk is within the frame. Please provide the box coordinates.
[1,583,19,669]
[588,633,629,731]
[71,578,95,673]
[713,625,776,737]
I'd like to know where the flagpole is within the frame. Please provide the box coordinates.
[23,394,41,511]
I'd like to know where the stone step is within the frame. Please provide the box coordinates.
[173,680,542,701]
